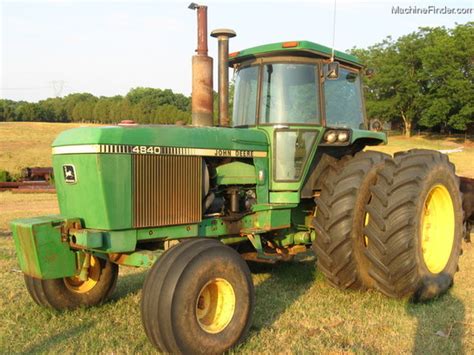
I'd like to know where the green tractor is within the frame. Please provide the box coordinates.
[10,4,464,354]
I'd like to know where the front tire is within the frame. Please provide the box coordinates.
[141,239,255,354]
[364,149,463,301]
[24,255,118,310]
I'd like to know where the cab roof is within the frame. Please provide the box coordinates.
[229,40,362,67]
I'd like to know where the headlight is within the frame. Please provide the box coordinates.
[324,131,338,143]
[337,131,349,142]
[323,130,350,144]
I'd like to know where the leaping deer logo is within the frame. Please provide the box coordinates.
[63,165,76,183]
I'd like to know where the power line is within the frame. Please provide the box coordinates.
[51,80,66,97]
[0,86,51,91]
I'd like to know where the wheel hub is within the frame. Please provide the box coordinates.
[63,256,101,293]
[195,278,235,334]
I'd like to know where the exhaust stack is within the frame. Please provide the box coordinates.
[189,3,213,126]
[211,29,236,127]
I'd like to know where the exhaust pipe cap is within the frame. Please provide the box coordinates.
[211,29,236,38]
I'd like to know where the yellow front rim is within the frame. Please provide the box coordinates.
[196,278,236,334]
[421,184,455,274]
[64,256,101,293]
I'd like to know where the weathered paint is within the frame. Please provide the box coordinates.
[137,207,292,242]
[109,250,162,267]
[10,216,77,279]
[53,154,132,230]
[71,229,137,253]
[73,229,103,248]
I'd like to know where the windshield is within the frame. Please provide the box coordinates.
[324,67,365,129]
[260,63,320,124]
[233,66,259,126]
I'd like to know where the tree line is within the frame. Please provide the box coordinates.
[352,22,473,136]
[1,23,472,134]
[0,88,192,124]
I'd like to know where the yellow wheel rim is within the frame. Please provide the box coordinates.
[421,184,455,274]
[64,256,101,293]
[196,278,235,334]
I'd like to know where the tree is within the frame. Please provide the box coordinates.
[352,22,473,136]
[353,34,425,137]
[0,100,18,121]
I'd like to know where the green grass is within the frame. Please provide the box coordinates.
[0,233,472,353]
[0,123,473,353]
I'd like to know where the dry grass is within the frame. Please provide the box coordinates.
[0,122,93,176]
[0,192,58,232]
[370,134,474,178]
[0,123,473,353]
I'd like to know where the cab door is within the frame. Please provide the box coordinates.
[255,59,324,203]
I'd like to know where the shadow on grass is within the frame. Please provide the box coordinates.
[249,257,315,333]
[407,291,465,354]
[23,321,95,353]
[110,269,148,301]
[420,133,471,144]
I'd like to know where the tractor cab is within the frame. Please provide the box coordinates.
[231,40,366,129]
[229,41,385,194]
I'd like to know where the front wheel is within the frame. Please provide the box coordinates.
[364,149,463,301]
[24,255,118,310]
[141,239,255,354]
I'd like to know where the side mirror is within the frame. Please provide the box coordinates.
[326,61,340,80]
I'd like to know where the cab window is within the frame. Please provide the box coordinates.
[324,67,364,129]
[260,63,320,124]
[233,65,259,126]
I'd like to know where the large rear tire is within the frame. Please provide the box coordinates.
[364,149,463,301]
[312,151,391,290]
[24,255,118,310]
[141,239,255,354]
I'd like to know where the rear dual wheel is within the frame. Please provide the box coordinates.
[312,151,391,290]
[141,239,255,354]
[364,149,463,301]
[24,255,118,310]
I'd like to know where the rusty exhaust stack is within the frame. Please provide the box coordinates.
[189,3,213,127]
[211,29,236,127]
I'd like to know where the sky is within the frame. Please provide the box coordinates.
[1,0,472,102]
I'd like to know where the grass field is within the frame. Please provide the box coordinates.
[0,122,473,353]
[0,122,91,177]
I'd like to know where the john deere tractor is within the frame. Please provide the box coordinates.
[10,4,464,353]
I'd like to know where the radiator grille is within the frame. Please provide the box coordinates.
[133,155,202,228]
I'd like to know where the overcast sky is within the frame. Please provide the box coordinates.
[1,0,472,102]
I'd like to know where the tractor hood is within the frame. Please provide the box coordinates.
[51,124,268,230]
[52,125,268,154]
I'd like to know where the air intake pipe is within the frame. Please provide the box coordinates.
[189,3,213,126]
[211,29,236,127]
